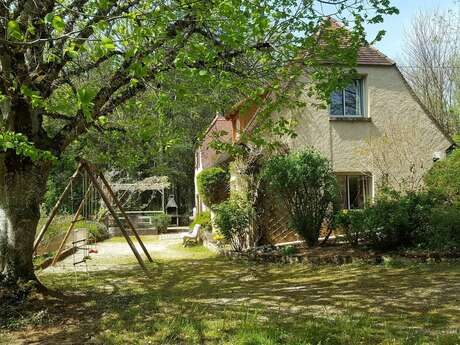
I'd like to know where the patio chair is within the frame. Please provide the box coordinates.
[181,224,201,247]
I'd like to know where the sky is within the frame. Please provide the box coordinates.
[364,0,458,62]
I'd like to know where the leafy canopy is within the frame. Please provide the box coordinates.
[0,0,398,161]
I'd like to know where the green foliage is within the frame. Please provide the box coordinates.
[334,209,368,246]
[189,211,211,231]
[453,134,460,144]
[2,0,399,166]
[425,148,460,201]
[77,95,217,217]
[86,221,109,242]
[213,193,252,251]
[363,190,436,250]
[334,189,460,251]
[37,216,108,245]
[196,167,229,207]
[42,146,79,213]
[280,245,297,256]
[262,149,338,247]
[0,131,55,162]
[151,213,171,233]
[419,204,460,251]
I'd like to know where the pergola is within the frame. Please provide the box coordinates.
[110,176,171,213]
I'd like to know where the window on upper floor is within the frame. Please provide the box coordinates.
[330,79,364,117]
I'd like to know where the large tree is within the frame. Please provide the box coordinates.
[0,0,397,288]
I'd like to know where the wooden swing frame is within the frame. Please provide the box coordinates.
[33,159,152,276]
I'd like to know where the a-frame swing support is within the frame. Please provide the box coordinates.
[33,164,83,254]
[34,160,152,276]
[50,181,93,266]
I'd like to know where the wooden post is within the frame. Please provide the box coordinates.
[51,183,92,266]
[97,172,153,263]
[81,161,149,275]
[34,164,83,254]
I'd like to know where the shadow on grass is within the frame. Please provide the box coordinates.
[6,249,460,345]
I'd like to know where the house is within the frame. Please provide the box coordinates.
[194,115,232,216]
[195,45,453,243]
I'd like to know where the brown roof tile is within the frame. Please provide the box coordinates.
[357,46,395,66]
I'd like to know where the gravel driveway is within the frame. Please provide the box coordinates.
[44,234,181,273]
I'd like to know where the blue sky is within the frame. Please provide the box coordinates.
[364,0,458,62]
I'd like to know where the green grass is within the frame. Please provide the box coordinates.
[4,241,460,345]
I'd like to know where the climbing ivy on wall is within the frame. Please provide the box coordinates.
[196,167,229,207]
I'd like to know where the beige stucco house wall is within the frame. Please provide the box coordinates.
[198,46,454,243]
[228,62,453,244]
[276,64,452,195]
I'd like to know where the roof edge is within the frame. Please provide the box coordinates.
[394,66,454,144]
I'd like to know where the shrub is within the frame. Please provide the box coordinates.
[335,186,460,251]
[213,194,252,251]
[196,167,229,207]
[151,213,171,233]
[336,190,438,250]
[189,211,211,231]
[86,221,109,241]
[362,190,436,250]
[262,149,338,247]
[425,148,460,201]
[334,209,367,246]
[420,204,460,251]
[280,245,297,256]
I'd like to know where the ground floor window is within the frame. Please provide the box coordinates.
[337,174,372,209]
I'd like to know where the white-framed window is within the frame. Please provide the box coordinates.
[337,174,372,209]
[330,79,365,117]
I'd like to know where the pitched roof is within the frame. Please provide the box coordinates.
[357,46,395,66]
[325,17,395,66]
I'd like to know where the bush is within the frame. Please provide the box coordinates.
[213,194,252,251]
[425,148,460,201]
[362,190,436,250]
[335,186,460,251]
[280,245,297,256]
[189,211,211,231]
[262,149,338,247]
[334,209,367,246]
[196,167,229,207]
[335,190,442,250]
[86,221,109,241]
[420,204,460,251]
[151,213,171,233]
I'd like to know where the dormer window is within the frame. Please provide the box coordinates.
[330,79,364,117]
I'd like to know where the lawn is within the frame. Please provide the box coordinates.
[2,239,460,345]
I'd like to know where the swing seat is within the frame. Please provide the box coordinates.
[181,224,201,246]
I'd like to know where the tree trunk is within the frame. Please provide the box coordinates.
[0,152,50,286]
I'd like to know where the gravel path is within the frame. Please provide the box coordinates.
[44,235,182,273]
